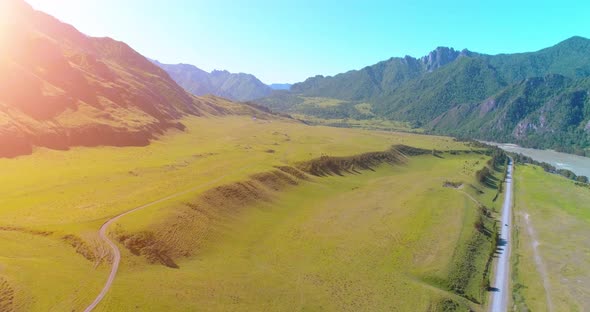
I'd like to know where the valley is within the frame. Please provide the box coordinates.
[0,115,492,311]
[254,39,590,157]
[1,1,588,311]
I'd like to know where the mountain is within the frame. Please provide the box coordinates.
[152,61,273,101]
[257,37,590,155]
[269,83,292,90]
[289,56,423,101]
[0,0,269,158]
[421,47,476,71]
[288,47,474,101]
[430,74,590,154]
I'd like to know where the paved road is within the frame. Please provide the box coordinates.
[489,158,514,312]
[83,167,254,312]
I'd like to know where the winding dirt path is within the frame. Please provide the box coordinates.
[83,168,253,312]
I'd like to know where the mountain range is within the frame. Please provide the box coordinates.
[2,0,588,157]
[0,0,271,157]
[256,37,590,155]
[152,60,278,101]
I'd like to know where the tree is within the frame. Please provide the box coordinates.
[476,167,491,183]
[557,169,577,180]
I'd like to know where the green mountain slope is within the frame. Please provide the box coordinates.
[371,57,508,122]
[431,74,590,154]
[153,61,273,101]
[256,37,590,155]
[290,47,473,101]
[484,36,590,81]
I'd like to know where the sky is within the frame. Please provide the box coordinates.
[26,0,590,84]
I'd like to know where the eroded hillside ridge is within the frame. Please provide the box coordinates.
[296,144,429,176]
[113,145,429,267]
[0,1,271,158]
[108,144,502,310]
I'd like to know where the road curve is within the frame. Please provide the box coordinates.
[83,169,253,312]
[489,158,514,312]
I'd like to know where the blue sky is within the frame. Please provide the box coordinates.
[26,0,590,84]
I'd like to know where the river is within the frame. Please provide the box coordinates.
[484,142,590,178]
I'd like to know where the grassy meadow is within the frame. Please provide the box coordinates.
[102,152,502,311]
[293,113,419,132]
[512,165,590,311]
[0,115,498,311]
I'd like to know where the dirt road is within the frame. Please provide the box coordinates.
[83,168,253,311]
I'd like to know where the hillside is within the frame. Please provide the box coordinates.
[257,37,590,155]
[431,75,590,153]
[152,60,273,101]
[288,47,474,102]
[0,0,268,158]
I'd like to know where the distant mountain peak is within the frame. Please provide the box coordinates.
[552,36,590,51]
[154,61,272,101]
[561,35,589,43]
[212,69,230,75]
[420,47,473,72]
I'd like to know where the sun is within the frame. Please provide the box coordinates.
[0,1,27,53]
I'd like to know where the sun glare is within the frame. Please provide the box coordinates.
[0,3,12,51]
[0,1,589,311]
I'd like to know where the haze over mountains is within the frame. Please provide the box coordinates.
[1,0,588,158]
[152,60,278,101]
[256,37,590,155]
[0,0,271,157]
[269,83,292,90]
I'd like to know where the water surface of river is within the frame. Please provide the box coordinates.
[484,142,590,178]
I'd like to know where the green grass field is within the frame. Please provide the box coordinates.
[0,115,496,311]
[300,97,346,108]
[293,113,419,132]
[512,165,590,311]
[101,152,501,311]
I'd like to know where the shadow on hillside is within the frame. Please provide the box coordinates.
[480,226,493,238]
[297,145,432,177]
[483,175,499,189]
[469,184,485,194]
